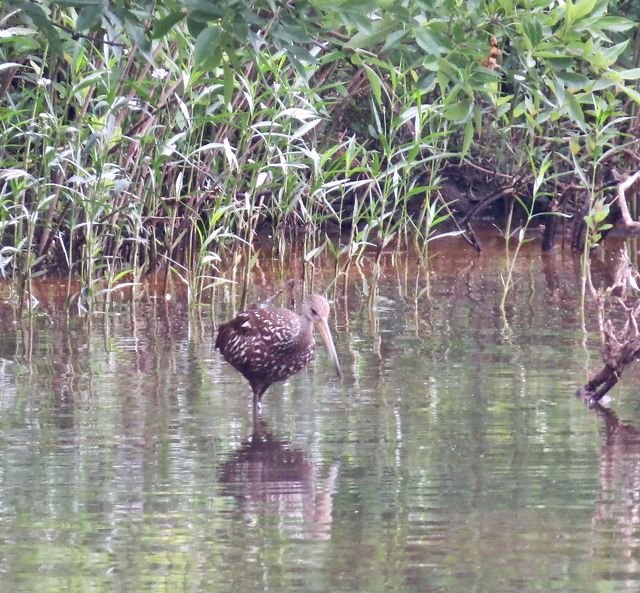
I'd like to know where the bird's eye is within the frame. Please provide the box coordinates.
[310,308,318,316]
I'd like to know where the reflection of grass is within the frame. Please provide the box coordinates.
[5,524,196,592]
[1,236,625,593]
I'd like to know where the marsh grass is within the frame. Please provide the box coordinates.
[3,4,639,316]
[1,27,460,311]
[499,154,554,323]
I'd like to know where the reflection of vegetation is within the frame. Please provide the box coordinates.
[2,244,640,591]
[588,402,640,584]
[499,154,556,319]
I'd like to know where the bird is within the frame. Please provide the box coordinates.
[215,294,341,415]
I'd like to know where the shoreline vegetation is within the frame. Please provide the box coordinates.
[1,1,639,313]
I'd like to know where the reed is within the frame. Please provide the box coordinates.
[2,2,638,311]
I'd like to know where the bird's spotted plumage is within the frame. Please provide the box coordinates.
[216,307,313,382]
[215,294,341,413]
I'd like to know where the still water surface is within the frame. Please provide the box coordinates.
[1,237,640,593]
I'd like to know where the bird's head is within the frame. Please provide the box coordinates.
[302,294,341,378]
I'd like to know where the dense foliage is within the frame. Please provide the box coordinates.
[1,0,639,304]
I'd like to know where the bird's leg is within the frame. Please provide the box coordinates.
[251,383,268,421]
[250,416,269,445]
[251,384,264,420]
[252,400,261,428]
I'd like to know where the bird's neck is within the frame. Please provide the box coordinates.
[299,317,314,344]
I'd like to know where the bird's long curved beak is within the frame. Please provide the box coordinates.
[316,318,342,378]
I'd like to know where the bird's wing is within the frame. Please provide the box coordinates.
[251,307,302,353]
[215,307,301,357]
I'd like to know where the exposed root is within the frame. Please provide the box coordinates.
[615,169,640,231]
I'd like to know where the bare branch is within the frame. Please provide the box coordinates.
[51,22,128,49]
[616,169,640,231]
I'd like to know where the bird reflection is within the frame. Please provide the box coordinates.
[218,419,340,540]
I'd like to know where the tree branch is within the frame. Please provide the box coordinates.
[52,22,127,49]
[616,169,640,231]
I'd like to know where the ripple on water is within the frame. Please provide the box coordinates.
[1,243,640,592]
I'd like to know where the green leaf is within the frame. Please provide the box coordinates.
[381,28,407,52]
[54,0,100,5]
[592,78,614,91]
[584,215,595,230]
[513,101,526,118]
[186,15,207,38]
[443,98,471,122]
[533,153,552,196]
[565,92,586,131]
[346,22,395,49]
[619,85,640,104]
[125,21,151,58]
[552,77,565,106]
[461,119,474,156]
[616,68,640,81]
[272,22,311,44]
[571,0,598,21]
[522,18,543,49]
[76,5,102,30]
[194,25,222,67]
[600,41,629,67]
[15,1,63,54]
[364,65,382,107]
[415,26,452,56]
[436,57,462,86]
[593,207,609,224]
[332,4,377,31]
[153,12,186,39]
[287,45,318,65]
[497,0,514,11]
[223,62,234,110]
[496,94,513,107]
[183,0,225,18]
[554,71,590,89]
[595,16,636,32]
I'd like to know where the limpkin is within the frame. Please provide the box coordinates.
[215,294,341,413]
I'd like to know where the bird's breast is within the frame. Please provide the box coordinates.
[266,342,316,382]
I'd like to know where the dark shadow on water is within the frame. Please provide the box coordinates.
[218,419,340,540]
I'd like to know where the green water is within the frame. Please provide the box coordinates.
[1,239,640,593]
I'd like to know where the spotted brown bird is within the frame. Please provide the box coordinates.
[215,294,341,413]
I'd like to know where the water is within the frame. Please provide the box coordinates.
[1,236,640,593]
